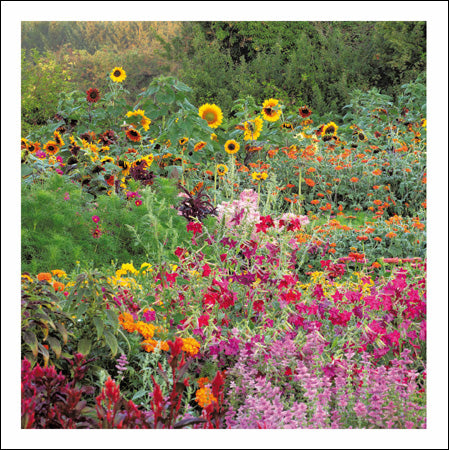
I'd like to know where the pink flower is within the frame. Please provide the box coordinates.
[92,215,100,223]
[64,193,70,201]
[135,199,142,206]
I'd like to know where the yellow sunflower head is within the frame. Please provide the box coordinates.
[199,104,223,129]
[261,98,281,122]
[323,121,338,136]
[179,137,189,146]
[224,140,240,155]
[44,140,60,156]
[217,164,228,176]
[243,116,263,141]
[126,128,141,143]
[110,67,127,83]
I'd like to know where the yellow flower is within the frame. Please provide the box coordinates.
[182,337,201,356]
[251,172,268,181]
[198,103,223,128]
[217,164,228,176]
[323,121,338,136]
[142,154,154,167]
[51,269,67,278]
[210,133,218,142]
[110,67,127,83]
[126,109,151,131]
[224,140,240,155]
[261,98,281,122]
[243,116,263,141]
[195,386,217,408]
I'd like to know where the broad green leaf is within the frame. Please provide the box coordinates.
[56,322,68,345]
[93,316,105,340]
[105,309,119,332]
[78,338,92,356]
[46,336,62,359]
[23,331,38,357]
[103,330,118,357]
[38,343,50,366]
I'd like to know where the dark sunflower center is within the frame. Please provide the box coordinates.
[114,70,121,77]
[326,126,335,134]
[265,108,273,115]
[205,112,216,122]
[90,91,98,98]
[130,130,138,136]
[228,143,235,151]
[358,133,365,140]
[48,145,55,151]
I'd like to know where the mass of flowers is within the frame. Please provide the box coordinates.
[20,67,427,429]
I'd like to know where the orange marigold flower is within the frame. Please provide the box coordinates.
[182,337,201,356]
[350,177,359,183]
[195,386,217,408]
[372,169,382,176]
[37,273,52,282]
[53,281,65,292]
[307,167,316,173]
[197,377,210,389]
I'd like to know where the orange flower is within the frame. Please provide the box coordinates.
[372,169,382,176]
[311,199,320,205]
[350,177,359,183]
[371,262,381,269]
[307,167,316,173]
[373,185,380,190]
[305,178,315,187]
[357,235,369,241]
[37,273,52,282]
[385,232,397,239]
[53,281,65,292]
[373,199,383,206]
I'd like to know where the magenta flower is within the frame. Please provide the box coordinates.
[135,199,142,206]
[64,193,70,201]
[92,215,100,223]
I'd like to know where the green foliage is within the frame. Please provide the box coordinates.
[21,277,73,367]
[21,175,148,273]
[21,49,72,136]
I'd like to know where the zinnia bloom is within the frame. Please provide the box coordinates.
[44,140,60,156]
[126,128,141,143]
[86,88,100,103]
[243,116,263,141]
[305,178,315,187]
[110,67,127,83]
[198,103,223,128]
[299,105,312,118]
[261,98,281,122]
[224,140,240,155]
[350,177,359,183]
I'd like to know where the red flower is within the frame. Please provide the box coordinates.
[86,88,100,103]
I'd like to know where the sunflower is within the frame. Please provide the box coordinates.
[101,156,115,164]
[198,103,223,128]
[53,131,65,147]
[126,128,141,143]
[27,141,41,154]
[357,131,368,142]
[224,140,240,155]
[281,122,294,131]
[118,159,131,176]
[86,88,100,103]
[216,164,228,176]
[210,133,218,142]
[299,105,312,118]
[44,140,60,156]
[110,67,127,83]
[126,109,151,131]
[251,172,268,181]
[243,116,263,141]
[261,98,281,122]
[322,121,338,136]
[194,141,207,152]
[179,137,189,146]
